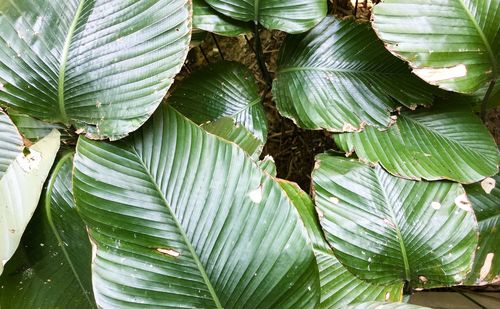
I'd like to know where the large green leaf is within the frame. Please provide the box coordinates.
[465,175,500,285]
[335,102,499,184]
[193,0,251,36]
[0,0,191,139]
[273,17,436,132]
[278,180,403,308]
[0,109,23,177]
[312,155,478,288]
[0,153,95,308]
[204,0,327,33]
[0,129,60,274]
[372,0,500,93]
[73,104,319,308]
[169,61,268,143]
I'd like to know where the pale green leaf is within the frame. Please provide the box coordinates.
[0,130,60,274]
[0,153,95,308]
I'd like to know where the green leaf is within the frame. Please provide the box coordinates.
[0,153,95,308]
[7,109,74,143]
[191,29,208,49]
[73,104,320,308]
[259,155,277,177]
[273,17,437,132]
[312,154,478,288]
[169,61,268,143]
[278,180,403,308]
[465,175,500,284]
[201,117,262,157]
[0,0,191,139]
[334,102,499,184]
[204,0,327,33]
[346,302,430,309]
[0,129,60,274]
[193,0,251,36]
[0,109,23,177]
[372,0,500,93]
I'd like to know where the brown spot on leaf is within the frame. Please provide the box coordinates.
[455,193,472,211]
[480,253,494,281]
[157,248,180,257]
[481,177,495,194]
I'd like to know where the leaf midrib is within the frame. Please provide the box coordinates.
[374,168,411,281]
[45,153,95,308]
[131,147,223,309]
[278,66,408,76]
[457,0,498,78]
[58,0,86,123]
[401,113,496,164]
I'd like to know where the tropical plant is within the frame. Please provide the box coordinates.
[0,0,498,308]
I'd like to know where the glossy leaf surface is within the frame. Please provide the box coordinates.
[204,0,327,33]
[278,180,403,308]
[0,0,191,139]
[312,155,478,288]
[169,61,267,143]
[465,175,500,284]
[335,103,499,184]
[0,153,94,308]
[273,17,436,132]
[0,130,60,274]
[73,104,319,308]
[372,0,500,93]
[193,0,251,36]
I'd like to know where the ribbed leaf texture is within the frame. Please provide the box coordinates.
[278,180,403,308]
[0,110,23,177]
[0,130,60,274]
[169,61,268,143]
[273,17,436,132]
[0,153,95,308]
[335,102,499,184]
[193,0,251,36]
[0,0,191,139]
[204,0,327,33]
[312,155,478,288]
[465,175,500,284]
[372,0,500,93]
[73,104,320,308]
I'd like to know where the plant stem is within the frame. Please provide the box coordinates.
[211,33,225,60]
[253,22,272,90]
[480,79,496,121]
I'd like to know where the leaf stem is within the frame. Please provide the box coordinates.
[480,79,496,121]
[252,23,272,90]
[211,33,225,61]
